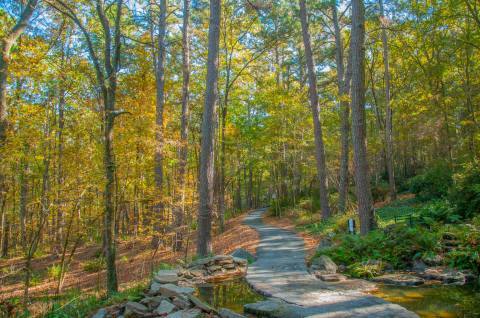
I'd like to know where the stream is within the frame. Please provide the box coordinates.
[196,278,480,318]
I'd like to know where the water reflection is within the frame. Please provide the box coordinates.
[372,284,480,318]
[195,278,265,314]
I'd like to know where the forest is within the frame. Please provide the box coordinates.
[1,0,480,317]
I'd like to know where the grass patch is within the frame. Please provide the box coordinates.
[42,284,145,318]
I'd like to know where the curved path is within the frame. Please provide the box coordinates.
[244,208,418,318]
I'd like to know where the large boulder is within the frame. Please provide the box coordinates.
[311,255,337,274]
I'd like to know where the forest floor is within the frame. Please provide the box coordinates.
[0,212,259,315]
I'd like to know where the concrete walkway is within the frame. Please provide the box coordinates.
[244,208,418,318]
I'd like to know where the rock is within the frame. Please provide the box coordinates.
[187,294,215,312]
[372,274,425,286]
[412,260,427,272]
[207,265,222,273]
[315,238,332,253]
[154,300,176,316]
[223,263,236,269]
[232,257,248,266]
[91,308,108,318]
[188,257,214,268]
[213,255,232,262]
[173,296,192,309]
[158,284,195,298]
[311,255,337,274]
[218,308,247,318]
[422,254,443,266]
[166,308,202,318]
[421,267,466,284]
[461,270,477,283]
[230,248,255,262]
[154,270,180,284]
[244,300,295,318]
[141,296,166,309]
[338,264,347,273]
[123,301,149,318]
[149,281,162,295]
[190,269,206,277]
[316,273,347,282]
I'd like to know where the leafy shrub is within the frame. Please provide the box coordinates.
[348,261,384,279]
[445,225,480,273]
[320,225,440,269]
[409,163,452,201]
[372,181,390,202]
[48,265,62,280]
[83,258,106,273]
[450,165,480,219]
[417,200,461,225]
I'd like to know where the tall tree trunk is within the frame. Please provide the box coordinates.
[350,0,375,235]
[0,195,7,258]
[103,90,118,295]
[332,2,352,213]
[19,144,29,249]
[154,0,167,230]
[174,0,190,248]
[379,0,396,201]
[299,0,331,219]
[197,0,221,257]
[56,63,66,247]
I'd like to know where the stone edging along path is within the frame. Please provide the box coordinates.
[243,208,419,318]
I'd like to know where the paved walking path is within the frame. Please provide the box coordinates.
[244,208,418,318]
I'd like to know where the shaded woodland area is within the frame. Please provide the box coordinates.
[1,0,480,316]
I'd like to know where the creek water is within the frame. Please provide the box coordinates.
[195,278,265,315]
[372,283,480,318]
[196,278,480,318]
